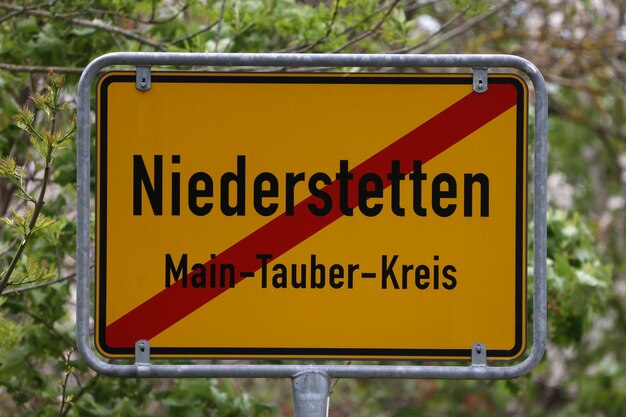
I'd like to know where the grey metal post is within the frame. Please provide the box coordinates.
[292,371,331,417]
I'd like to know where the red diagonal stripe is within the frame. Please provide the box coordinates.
[105,84,517,348]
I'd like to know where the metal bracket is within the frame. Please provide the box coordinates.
[292,370,330,417]
[472,67,488,93]
[471,342,487,366]
[136,66,151,91]
[135,339,150,364]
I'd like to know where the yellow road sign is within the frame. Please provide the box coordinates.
[96,72,527,360]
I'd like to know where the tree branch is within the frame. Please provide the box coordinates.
[213,0,227,52]
[0,2,167,51]
[389,7,468,54]
[404,2,507,54]
[171,22,218,45]
[5,270,76,294]
[22,309,76,349]
[60,372,100,417]
[275,0,407,53]
[544,73,604,95]
[0,0,57,24]
[295,0,342,53]
[76,3,189,25]
[549,97,623,176]
[0,77,68,295]
[331,0,403,53]
[0,63,84,74]
[58,350,73,417]
[0,164,51,294]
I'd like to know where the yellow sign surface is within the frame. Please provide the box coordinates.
[96,72,527,360]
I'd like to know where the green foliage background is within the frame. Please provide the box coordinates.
[0,1,624,416]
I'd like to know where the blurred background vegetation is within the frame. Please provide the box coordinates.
[0,0,624,416]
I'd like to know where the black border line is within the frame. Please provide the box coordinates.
[97,73,527,360]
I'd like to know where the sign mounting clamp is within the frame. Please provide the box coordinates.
[471,342,487,366]
[473,67,488,93]
[135,339,151,364]
[136,66,151,91]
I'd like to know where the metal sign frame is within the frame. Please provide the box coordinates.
[77,52,547,380]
